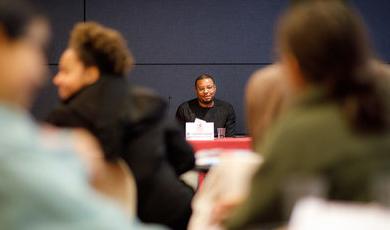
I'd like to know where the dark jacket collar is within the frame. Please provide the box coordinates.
[62,74,167,129]
[64,74,128,125]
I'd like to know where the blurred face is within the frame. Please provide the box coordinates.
[0,18,49,109]
[53,49,98,101]
[195,78,216,105]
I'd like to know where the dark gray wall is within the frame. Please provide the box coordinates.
[31,0,390,134]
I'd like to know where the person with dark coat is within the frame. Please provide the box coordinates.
[46,22,195,230]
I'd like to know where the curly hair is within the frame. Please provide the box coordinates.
[69,22,134,76]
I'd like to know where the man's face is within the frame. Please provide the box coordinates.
[0,19,49,109]
[53,49,91,101]
[195,78,216,105]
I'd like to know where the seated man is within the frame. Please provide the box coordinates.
[176,74,236,137]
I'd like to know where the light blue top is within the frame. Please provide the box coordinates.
[0,105,163,230]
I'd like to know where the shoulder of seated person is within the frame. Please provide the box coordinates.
[125,85,167,122]
[214,98,233,107]
[179,98,197,107]
[271,103,344,142]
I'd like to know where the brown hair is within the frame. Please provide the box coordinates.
[278,1,389,133]
[69,22,134,76]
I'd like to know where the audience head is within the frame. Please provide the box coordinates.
[53,22,134,101]
[0,0,49,109]
[278,0,389,133]
[195,74,217,107]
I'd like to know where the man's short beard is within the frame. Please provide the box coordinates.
[199,98,213,104]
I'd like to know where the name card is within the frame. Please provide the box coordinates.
[186,121,214,140]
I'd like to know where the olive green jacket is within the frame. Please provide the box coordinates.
[227,87,390,229]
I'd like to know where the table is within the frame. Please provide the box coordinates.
[188,137,252,152]
[188,137,252,188]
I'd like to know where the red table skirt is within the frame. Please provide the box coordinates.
[188,137,252,152]
[188,137,252,189]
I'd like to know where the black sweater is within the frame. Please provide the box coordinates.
[47,75,194,229]
[176,98,236,137]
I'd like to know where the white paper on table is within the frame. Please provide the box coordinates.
[194,118,207,125]
[186,120,214,140]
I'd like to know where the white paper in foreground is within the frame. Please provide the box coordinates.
[289,197,390,230]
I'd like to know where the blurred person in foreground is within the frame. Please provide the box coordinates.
[246,0,355,146]
[246,1,352,146]
[0,0,162,229]
[224,1,390,229]
[47,21,194,230]
[245,64,292,146]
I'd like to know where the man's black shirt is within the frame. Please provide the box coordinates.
[175,98,236,137]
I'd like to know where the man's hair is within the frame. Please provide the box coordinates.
[69,22,134,76]
[0,0,43,39]
[194,74,216,88]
